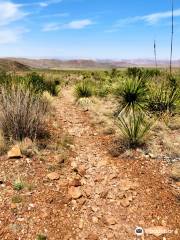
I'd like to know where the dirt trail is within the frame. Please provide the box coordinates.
[54,88,180,240]
[0,87,179,240]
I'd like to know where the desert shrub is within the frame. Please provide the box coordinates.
[118,78,148,113]
[95,83,110,97]
[118,110,152,147]
[127,67,160,81]
[45,80,61,96]
[74,80,94,99]
[0,72,61,96]
[0,85,48,140]
[26,72,46,93]
[111,68,118,78]
[127,67,142,79]
[147,82,179,114]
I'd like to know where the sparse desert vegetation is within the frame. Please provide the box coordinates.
[0,63,179,239]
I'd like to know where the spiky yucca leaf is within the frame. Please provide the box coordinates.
[118,110,152,147]
[120,78,148,113]
[74,80,94,99]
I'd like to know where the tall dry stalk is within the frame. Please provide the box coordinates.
[170,0,174,75]
[154,40,157,69]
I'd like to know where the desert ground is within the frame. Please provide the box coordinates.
[0,61,179,240]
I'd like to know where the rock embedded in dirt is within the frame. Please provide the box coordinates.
[77,165,86,176]
[103,216,117,225]
[8,145,22,159]
[145,226,171,237]
[92,216,99,224]
[47,172,60,180]
[87,233,99,240]
[120,198,130,207]
[171,162,180,181]
[68,186,82,199]
[69,178,81,187]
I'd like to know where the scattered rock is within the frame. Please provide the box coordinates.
[149,153,156,159]
[47,172,60,180]
[69,178,81,187]
[145,226,171,237]
[71,161,78,170]
[103,216,117,225]
[78,165,86,176]
[58,179,69,187]
[79,218,84,229]
[68,186,82,199]
[92,216,99,224]
[119,179,133,191]
[120,198,130,207]
[8,145,22,159]
[87,233,99,240]
[171,162,180,181]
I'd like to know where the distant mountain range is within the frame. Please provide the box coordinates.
[1,58,180,70]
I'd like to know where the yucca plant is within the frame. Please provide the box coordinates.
[147,82,179,114]
[118,110,152,147]
[74,80,94,99]
[119,78,148,113]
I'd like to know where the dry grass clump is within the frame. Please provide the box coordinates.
[0,85,48,141]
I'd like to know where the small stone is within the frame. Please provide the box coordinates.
[171,162,180,181]
[78,165,86,176]
[79,219,84,229]
[145,226,170,237]
[58,179,68,187]
[68,186,82,199]
[149,153,156,159]
[8,145,22,159]
[87,233,99,240]
[71,161,78,170]
[174,229,179,235]
[92,216,98,224]
[91,206,99,212]
[69,178,81,187]
[47,172,60,180]
[175,182,180,187]
[11,203,17,209]
[120,198,130,207]
[103,216,116,225]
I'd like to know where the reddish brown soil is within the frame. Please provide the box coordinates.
[0,88,179,240]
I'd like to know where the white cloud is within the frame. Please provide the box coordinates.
[143,9,180,24]
[0,28,28,44]
[22,0,62,8]
[109,8,180,32]
[43,19,93,31]
[65,19,93,29]
[0,1,28,45]
[0,0,27,26]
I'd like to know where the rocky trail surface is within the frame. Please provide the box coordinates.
[0,88,179,240]
[54,89,180,240]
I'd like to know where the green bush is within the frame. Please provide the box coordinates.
[118,111,152,147]
[147,83,179,114]
[118,78,148,113]
[0,71,61,96]
[74,80,94,99]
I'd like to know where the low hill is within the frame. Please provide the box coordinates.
[5,57,180,70]
[0,59,29,72]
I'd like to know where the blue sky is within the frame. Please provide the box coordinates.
[0,0,180,59]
